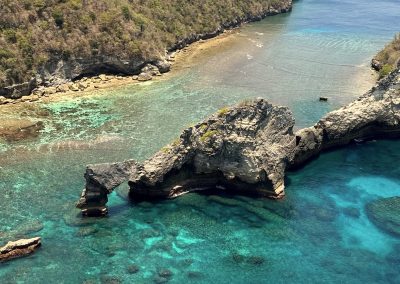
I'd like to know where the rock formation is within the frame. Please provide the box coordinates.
[76,160,137,216]
[292,67,400,167]
[77,67,400,217]
[129,99,295,200]
[0,237,41,262]
[77,99,296,215]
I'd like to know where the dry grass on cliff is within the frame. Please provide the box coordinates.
[0,0,287,88]
[375,33,400,77]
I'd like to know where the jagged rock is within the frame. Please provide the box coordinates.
[76,160,137,215]
[78,82,88,90]
[0,237,41,262]
[292,67,400,167]
[138,72,153,82]
[76,68,400,216]
[44,86,57,95]
[366,197,400,237]
[76,99,296,215]
[154,60,171,73]
[128,99,295,200]
[0,78,37,99]
[141,64,160,76]
[371,59,383,71]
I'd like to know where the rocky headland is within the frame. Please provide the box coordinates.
[77,67,400,216]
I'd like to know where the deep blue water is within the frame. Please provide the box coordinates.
[0,0,400,283]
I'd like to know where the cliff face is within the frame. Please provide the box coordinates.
[77,99,296,215]
[0,0,292,99]
[76,67,400,216]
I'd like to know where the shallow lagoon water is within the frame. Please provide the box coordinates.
[1,0,400,283]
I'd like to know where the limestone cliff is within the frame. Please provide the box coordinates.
[77,99,296,215]
[77,67,400,216]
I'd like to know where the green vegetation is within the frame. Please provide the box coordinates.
[379,64,394,78]
[217,107,230,117]
[199,124,208,131]
[200,130,219,142]
[0,0,288,88]
[374,33,400,77]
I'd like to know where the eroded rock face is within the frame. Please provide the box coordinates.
[76,99,296,215]
[291,67,400,167]
[0,237,41,262]
[76,67,400,216]
[129,99,295,199]
[76,160,137,216]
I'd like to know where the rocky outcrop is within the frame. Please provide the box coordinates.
[0,237,41,262]
[371,58,383,71]
[291,67,400,167]
[129,99,295,200]
[76,67,400,216]
[0,79,37,99]
[77,99,296,215]
[76,160,137,216]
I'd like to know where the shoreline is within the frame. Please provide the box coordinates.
[0,29,241,107]
[0,1,293,101]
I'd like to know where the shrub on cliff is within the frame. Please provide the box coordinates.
[374,33,400,77]
[0,0,288,89]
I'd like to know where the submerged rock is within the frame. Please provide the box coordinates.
[158,268,173,278]
[366,197,400,237]
[127,264,140,274]
[0,119,44,142]
[0,237,41,262]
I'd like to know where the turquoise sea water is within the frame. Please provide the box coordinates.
[1,0,400,283]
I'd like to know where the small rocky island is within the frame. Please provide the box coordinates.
[0,237,41,262]
[77,67,400,216]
